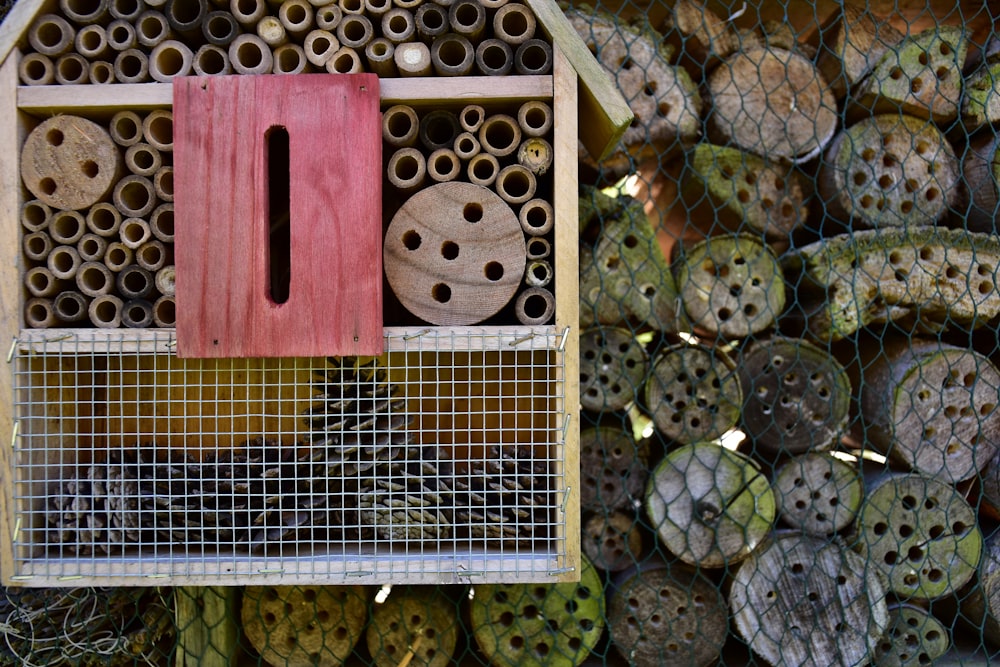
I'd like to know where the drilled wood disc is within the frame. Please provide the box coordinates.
[384,182,525,325]
[738,336,851,456]
[579,327,649,412]
[366,588,458,667]
[645,443,774,568]
[874,603,950,667]
[856,474,982,600]
[675,234,785,339]
[21,115,121,210]
[469,556,605,667]
[644,343,742,444]
[241,585,367,667]
[582,510,643,572]
[772,453,862,536]
[608,562,727,667]
[579,426,648,512]
[730,533,889,667]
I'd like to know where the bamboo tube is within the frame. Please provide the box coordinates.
[110,110,143,147]
[516,137,552,175]
[278,0,314,38]
[75,24,109,59]
[419,109,461,151]
[202,10,241,45]
[579,325,649,411]
[89,294,124,327]
[524,236,549,260]
[479,0,505,8]
[513,286,554,325]
[54,291,90,323]
[583,511,644,573]
[153,166,174,201]
[523,259,551,287]
[49,210,87,245]
[382,105,419,147]
[25,298,58,329]
[493,3,534,45]
[24,266,61,298]
[314,3,342,30]
[136,240,168,271]
[77,233,109,262]
[466,152,498,187]
[336,14,373,49]
[193,43,233,74]
[149,39,196,81]
[230,33,274,73]
[303,29,339,66]
[114,176,157,218]
[153,295,176,327]
[394,41,431,76]
[76,260,115,296]
[856,473,982,600]
[89,61,116,83]
[386,147,426,192]
[231,0,267,26]
[54,53,90,85]
[514,38,552,75]
[136,10,175,47]
[610,561,727,664]
[448,0,484,43]
[452,131,479,159]
[21,200,51,233]
[381,8,414,43]
[165,0,208,37]
[117,265,155,299]
[155,265,176,296]
[104,242,133,271]
[125,143,163,177]
[48,245,82,280]
[494,164,536,204]
[86,202,123,237]
[426,148,461,182]
[338,0,364,13]
[458,104,484,132]
[325,46,362,72]
[478,113,521,157]
[23,231,53,263]
[414,3,447,42]
[18,53,55,85]
[272,43,310,73]
[772,453,862,536]
[120,217,153,249]
[122,299,154,328]
[364,0,390,15]
[430,33,474,76]
[516,100,552,137]
[731,533,889,667]
[143,110,174,151]
[109,0,144,20]
[363,38,396,76]
[28,14,76,57]
[393,0,420,9]
[150,204,175,242]
[474,38,512,75]
[114,48,150,83]
[518,198,552,236]
[106,18,137,50]
[60,0,109,25]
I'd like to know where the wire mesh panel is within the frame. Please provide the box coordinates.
[9,328,570,584]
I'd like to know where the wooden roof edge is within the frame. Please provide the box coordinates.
[524,0,633,161]
[0,0,47,72]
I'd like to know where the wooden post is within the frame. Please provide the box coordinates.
[175,587,241,667]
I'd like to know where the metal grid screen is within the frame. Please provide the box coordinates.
[9,329,569,583]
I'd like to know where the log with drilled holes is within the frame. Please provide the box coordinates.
[874,602,951,667]
[607,559,728,666]
[810,4,904,100]
[645,442,774,568]
[963,130,1000,232]
[579,426,649,513]
[771,453,863,536]
[737,336,852,456]
[781,227,1000,341]
[963,60,1000,129]
[365,587,458,667]
[578,326,648,413]
[856,337,1000,483]
[659,0,736,81]
[730,532,890,667]
[855,473,983,601]
[818,114,959,229]
[582,509,643,572]
[960,530,1000,649]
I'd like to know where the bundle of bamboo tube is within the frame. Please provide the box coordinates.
[20,112,176,329]
[19,0,551,84]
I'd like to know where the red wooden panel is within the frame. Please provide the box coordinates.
[173,74,383,358]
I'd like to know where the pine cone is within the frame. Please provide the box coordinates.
[358,446,455,540]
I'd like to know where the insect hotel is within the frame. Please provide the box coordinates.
[0,0,630,585]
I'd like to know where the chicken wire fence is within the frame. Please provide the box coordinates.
[4,0,1000,665]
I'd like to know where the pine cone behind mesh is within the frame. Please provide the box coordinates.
[359,446,456,540]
